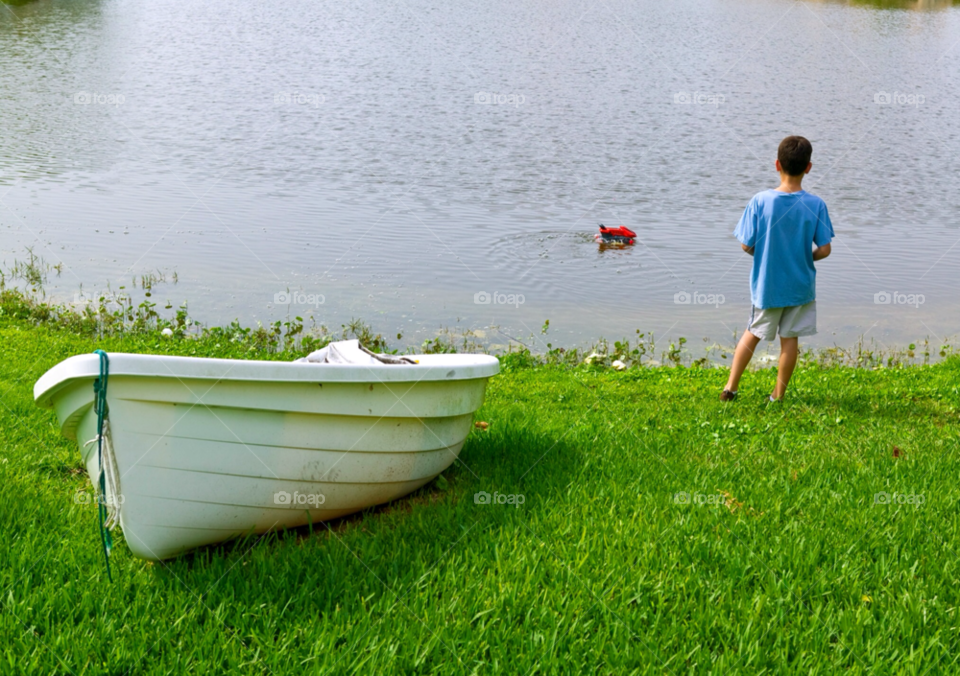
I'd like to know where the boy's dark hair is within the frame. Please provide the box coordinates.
[778,136,812,176]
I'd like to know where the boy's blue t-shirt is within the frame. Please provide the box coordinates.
[733,189,834,310]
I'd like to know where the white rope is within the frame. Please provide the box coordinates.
[82,418,122,529]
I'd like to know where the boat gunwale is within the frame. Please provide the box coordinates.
[34,352,500,408]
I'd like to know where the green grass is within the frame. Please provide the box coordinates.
[2,310,960,674]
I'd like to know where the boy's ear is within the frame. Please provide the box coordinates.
[775,159,782,173]
[804,162,812,175]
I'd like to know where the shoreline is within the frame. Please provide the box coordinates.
[0,283,951,370]
[2,246,951,363]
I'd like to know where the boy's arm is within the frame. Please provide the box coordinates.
[734,197,758,256]
[812,200,834,262]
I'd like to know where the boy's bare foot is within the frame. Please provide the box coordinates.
[720,389,738,402]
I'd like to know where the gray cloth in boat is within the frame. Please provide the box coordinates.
[296,339,417,365]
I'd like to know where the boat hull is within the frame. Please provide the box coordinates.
[35,353,498,560]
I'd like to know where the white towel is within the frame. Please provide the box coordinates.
[296,339,417,365]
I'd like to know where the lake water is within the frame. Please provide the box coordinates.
[2,0,959,354]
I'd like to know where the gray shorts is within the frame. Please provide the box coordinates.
[747,301,817,340]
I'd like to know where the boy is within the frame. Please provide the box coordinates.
[720,135,834,402]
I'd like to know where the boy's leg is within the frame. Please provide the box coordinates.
[724,330,761,393]
[772,336,799,400]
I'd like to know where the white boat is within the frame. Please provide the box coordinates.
[34,352,499,560]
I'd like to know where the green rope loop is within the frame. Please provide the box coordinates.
[93,349,113,581]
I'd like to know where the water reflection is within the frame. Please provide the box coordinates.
[596,242,637,255]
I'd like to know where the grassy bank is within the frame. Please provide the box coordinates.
[2,293,960,674]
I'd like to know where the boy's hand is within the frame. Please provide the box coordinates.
[813,243,831,261]
[741,244,755,256]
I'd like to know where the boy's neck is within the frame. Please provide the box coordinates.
[775,173,804,193]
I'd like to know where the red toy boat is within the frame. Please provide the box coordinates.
[595,224,636,245]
